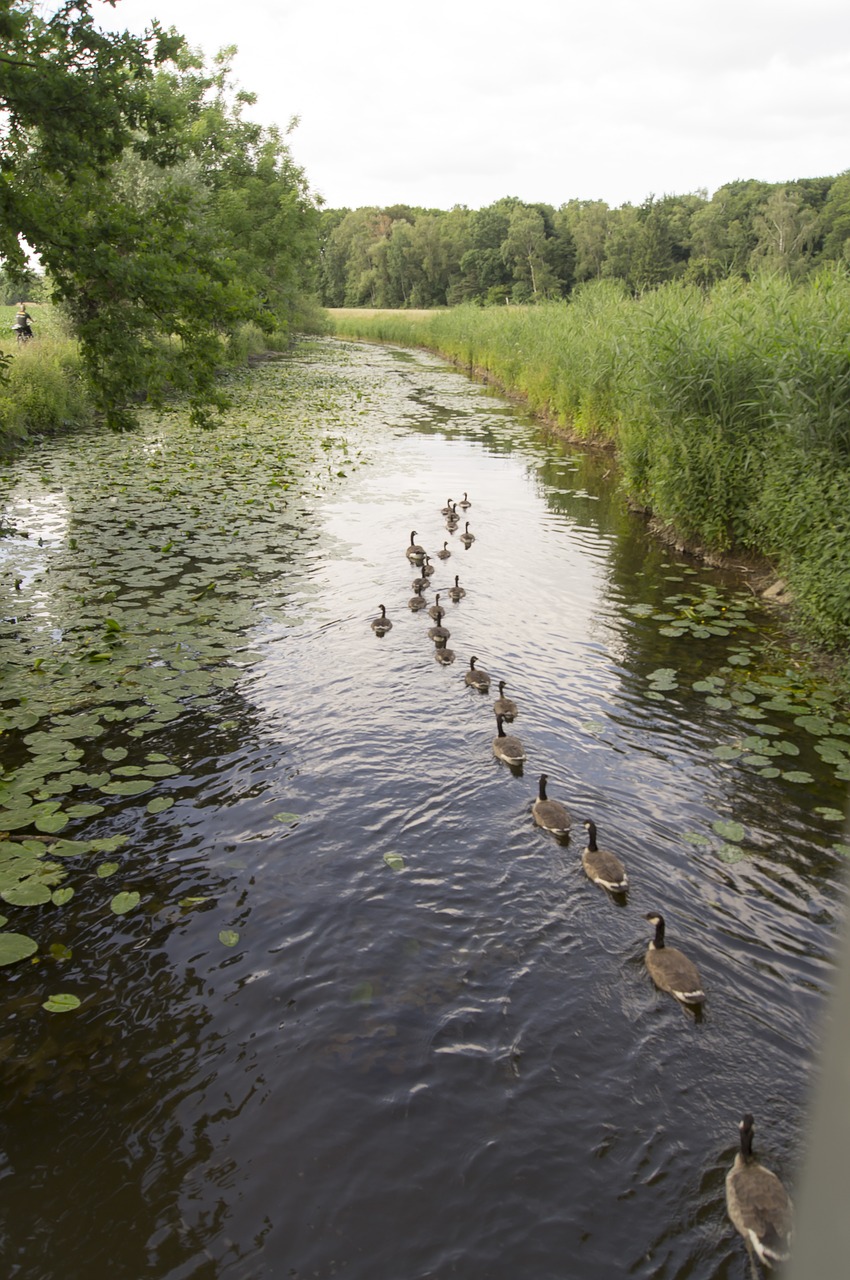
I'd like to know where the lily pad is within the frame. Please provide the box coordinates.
[0,932,38,966]
[713,819,745,843]
[110,890,141,915]
[42,993,81,1013]
[218,929,240,947]
[384,852,405,871]
[146,796,174,815]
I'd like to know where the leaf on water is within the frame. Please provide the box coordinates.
[782,771,814,784]
[759,767,781,778]
[657,626,686,637]
[146,796,174,815]
[51,887,74,905]
[110,890,140,915]
[99,778,156,796]
[65,803,105,818]
[693,678,724,693]
[102,747,128,762]
[705,696,733,710]
[179,896,211,908]
[273,811,300,825]
[42,993,81,1013]
[1,881,52,906]
[218,929,239,947]
[794,715,832,736]
[49,942,73,960]
[384,852,405,871]
[97,862,119,878]
[814,807,845,822]
[712,745,741,760]
[35,811,69,834]
[713,819,745,843]
[0,932,38,966]
[833,844,850,857]
[717,843,747,864]
[682,832,712,846]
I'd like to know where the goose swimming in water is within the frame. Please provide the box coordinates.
[726,1114,794,1273]
[582,819,628,893]
[464,655,490,691]
[492,713,526,766]
[460,521,475,547]
[408,583,427,611]
[370,604,392,636]
[493,680,517,721]
[428,593,445,621]
[448,575,466,601]
[532,774,570,837]
[644,912,705,1006]
[405,530,425,562]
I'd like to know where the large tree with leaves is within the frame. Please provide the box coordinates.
[1,3,319,426]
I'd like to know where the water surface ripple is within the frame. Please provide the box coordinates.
[0,338,846,1280]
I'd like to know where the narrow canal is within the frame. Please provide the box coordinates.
[1,337,847,1279]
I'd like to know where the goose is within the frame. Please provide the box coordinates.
[460,521,475,547]
[370,603,393,636]
[492,713,526,766]
[644,912,705,1006]
[493,680,518,721]
[726,1114,794,1273]
[428,593,445,621]
[408,583,427,612]
[532,774,570,836]
[458,492,471,509]
[446,503,460,529]
[464,655,490,691]
[448,575,466,602]
[434,639,456,665]
[405,530,425,562]
[440,498,454,515]
[428,619,451,643]
[411,568,431,592]
[421,554,435,577]
[437,541,452,560]
[582,819,628,892]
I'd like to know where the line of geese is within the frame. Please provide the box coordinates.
[370,493,793,1274]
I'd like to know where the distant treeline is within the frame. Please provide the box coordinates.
[318,176,850,308]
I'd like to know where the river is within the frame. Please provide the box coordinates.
[0,337,847,1279]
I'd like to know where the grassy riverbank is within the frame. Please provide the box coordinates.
[0,303,328,451]
[330,273,850,651]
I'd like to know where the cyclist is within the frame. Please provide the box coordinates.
[12,303,33,341]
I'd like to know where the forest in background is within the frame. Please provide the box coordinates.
[317,176,850,308]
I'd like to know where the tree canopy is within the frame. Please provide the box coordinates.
[1,2,320,425]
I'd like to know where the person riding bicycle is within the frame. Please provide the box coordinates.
[12,303,33,338]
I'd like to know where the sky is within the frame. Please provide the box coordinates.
[90,0,850,211]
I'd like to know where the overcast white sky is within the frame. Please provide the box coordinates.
[91,0,850,211]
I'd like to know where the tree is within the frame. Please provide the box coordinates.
[749,187,819,279]
[1,7,320,424]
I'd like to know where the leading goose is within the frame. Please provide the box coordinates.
[464,655,490,691]
[370,603,392,636]
[726,1114,793,1273]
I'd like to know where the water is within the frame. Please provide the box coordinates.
[0,338,847,1279]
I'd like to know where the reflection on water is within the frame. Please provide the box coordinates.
[0,338,846,1280]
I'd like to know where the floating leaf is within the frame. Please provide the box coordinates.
[218,929,239,947]
[110,890,140,915]
[42,993,81,1013]
[384,852,405,871]
[273,811,300,825]
[2,881,52,906]
[102,747,128,762]
[51,887,74,905]
[713,819,745,843]
[683,832,712,846]
[712,745,741,761]
[99,778,155,797]
[814,807,846,822]
[717,843,747,864]
[782,771,814,784]
[142,794,173,817]
[49,942,73,960]
[833,844,850,857]
[97,862,119,878]
[0,932,38,966]
[705,696,733,710]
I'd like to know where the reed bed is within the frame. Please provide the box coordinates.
[329,272,850,648]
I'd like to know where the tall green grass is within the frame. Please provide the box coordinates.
[1,306,94,447]
[329,271,850,648]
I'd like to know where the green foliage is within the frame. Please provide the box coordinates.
[1,6,320,429]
